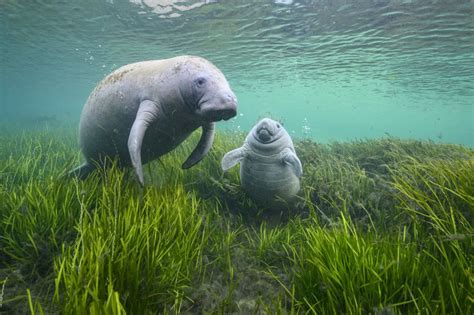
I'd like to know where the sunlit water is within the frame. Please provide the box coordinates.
[1,0,473,145]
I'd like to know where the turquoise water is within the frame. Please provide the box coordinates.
[1,0,473,145]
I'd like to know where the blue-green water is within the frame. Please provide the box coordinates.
[1,0,473,145]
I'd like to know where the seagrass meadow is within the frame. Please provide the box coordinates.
[0,127,472,314]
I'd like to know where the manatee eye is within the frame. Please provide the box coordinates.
[195,77,207,88]
[276,123,281,128]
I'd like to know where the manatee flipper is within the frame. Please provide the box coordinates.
[68,162,96,179]
[182,122,215,169]
[279,148,303,177]
[221,147,247,171]
[128,100,160,186]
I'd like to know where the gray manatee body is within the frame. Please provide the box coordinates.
[71,55,237,185]
[221,118,302,206]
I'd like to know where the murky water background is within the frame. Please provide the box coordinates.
[1,0,473,145]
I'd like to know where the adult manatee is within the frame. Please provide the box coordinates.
[221,118,302,206]
[71,55,237,185]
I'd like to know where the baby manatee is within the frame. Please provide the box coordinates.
[221,118,302,206]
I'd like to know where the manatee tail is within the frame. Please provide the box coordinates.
[67,162,96,179]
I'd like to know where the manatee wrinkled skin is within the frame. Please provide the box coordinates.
[221,118,302,206]
[71,55,237,185]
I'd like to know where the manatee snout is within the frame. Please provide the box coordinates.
[257,129,272,142]
[258,118,276,132]
[255,118,281,143]
[223,92,238,116]
[201,92,237,121]
[212,108,236,121]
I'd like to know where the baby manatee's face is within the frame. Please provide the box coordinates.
[179,57,237,122]
[253,118,284,143]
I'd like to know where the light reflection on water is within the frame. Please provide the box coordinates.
[1,0,473,145]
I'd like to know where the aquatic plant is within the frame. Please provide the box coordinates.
[285,216,471,314]
[0,128,472,314]
[391,158,473,238]
[54,178,211,313]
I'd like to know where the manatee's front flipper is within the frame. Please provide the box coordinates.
[128,100,160,186]
[182,122,215,169]
[68,162,96,179]
[279,148,303,177]
[221,147,247,171]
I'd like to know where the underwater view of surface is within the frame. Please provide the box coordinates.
[1,0,473,314]
[1,0,473,145]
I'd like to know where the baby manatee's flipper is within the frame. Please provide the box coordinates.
[68,162,96,179]
[182,122,215,169]
[279,147,303,177]
[221,146,247,171]
[128,100,161,186]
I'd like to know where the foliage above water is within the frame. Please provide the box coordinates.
[0,128,472,314]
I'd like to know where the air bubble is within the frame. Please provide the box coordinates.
[302,118,311,136]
